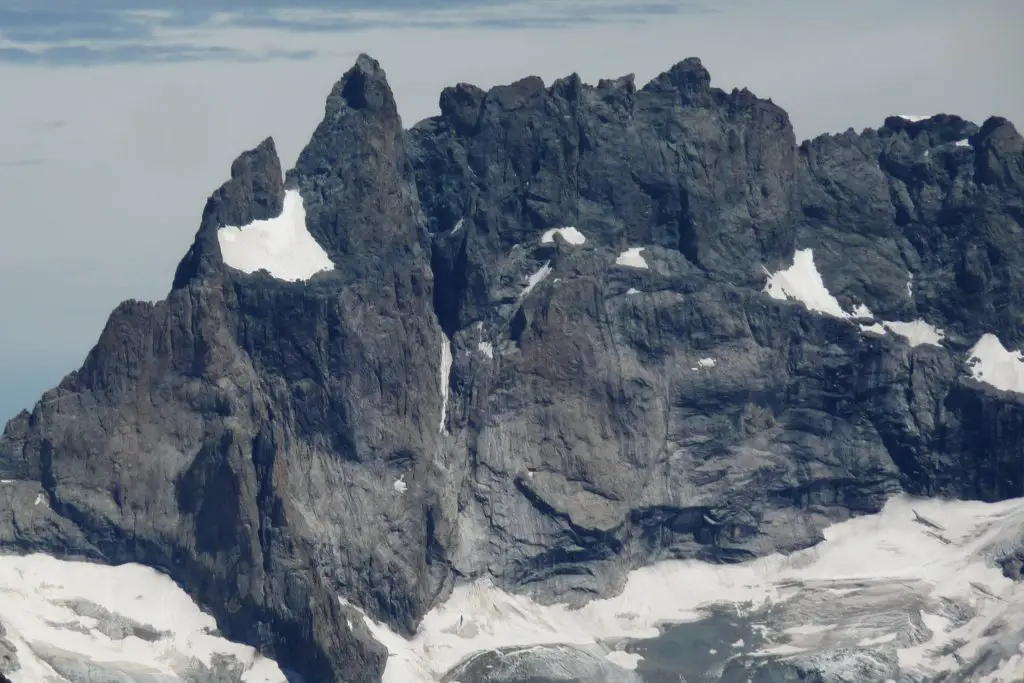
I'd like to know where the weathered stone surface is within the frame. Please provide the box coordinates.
[2,54,1024,682]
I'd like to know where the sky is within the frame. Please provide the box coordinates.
[1,0,1022,422]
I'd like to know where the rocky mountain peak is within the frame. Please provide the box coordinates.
[287,54,422,279]
[172,137,285,289]
[3,54,1024,683]
[882,113,978,143]
[337,53,396,113]
[975,115,1024,190]
[438,82,486,134]
[641,56,713,104]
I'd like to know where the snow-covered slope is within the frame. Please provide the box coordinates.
[0,554,291,682]
[345,495,1024,683]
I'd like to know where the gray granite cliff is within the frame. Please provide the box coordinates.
[2,54,1023,682]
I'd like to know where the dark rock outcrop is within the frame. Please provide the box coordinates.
[3,54,1024,682]
[0,621,14,676]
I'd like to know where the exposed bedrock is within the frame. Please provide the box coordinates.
[2,53,1024,682]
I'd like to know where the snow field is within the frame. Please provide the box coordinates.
[0,553,288,682]
[343,495,1024,683]
[217,189,334,281]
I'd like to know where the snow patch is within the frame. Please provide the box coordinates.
[521,262,553,299]
[0,553,290,682]
[763,249,852,318]
[33,493,46,507]
[849,304,872,319]
[438,335,452,434]
[615,247,648,269]
[897,114,933,122]
[907,273,914,299]
[859,632,898,647]
[217,190,334,282]
[604,650,643,670]
[477,341,493,359]
[393,476,408,494]
[541,226,586,246]
[346,495,1024,683]
[697,358,716,369]
[764,250,944,351]
[955,138,972,148]
[880,320,944,347]
[625,288,640,295]
[859,322,887,336]
[968,333,1024,395]
[243,657,291,683]
[451,218,464,234]
[857,311,945,348]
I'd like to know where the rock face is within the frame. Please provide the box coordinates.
[2,54,1024,682]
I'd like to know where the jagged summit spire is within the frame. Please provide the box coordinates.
[641,56,713,104]
[975,115,1024,190]
[326,53,398,117]
[171,136,285,289]
[290,53,403,183]
[172,54,413,292]
[354,52,380,72]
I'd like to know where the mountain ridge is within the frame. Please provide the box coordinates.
[2,53,1024,682]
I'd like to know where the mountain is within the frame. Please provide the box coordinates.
[2,53,1024,682]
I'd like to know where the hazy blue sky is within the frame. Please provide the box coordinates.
[1,0,1022,421]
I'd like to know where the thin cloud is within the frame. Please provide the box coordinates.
[0,158,46,167]
[211,1,710,33]
[0,1,714,66]
[0,44,316,66]
[0,13,153,44]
